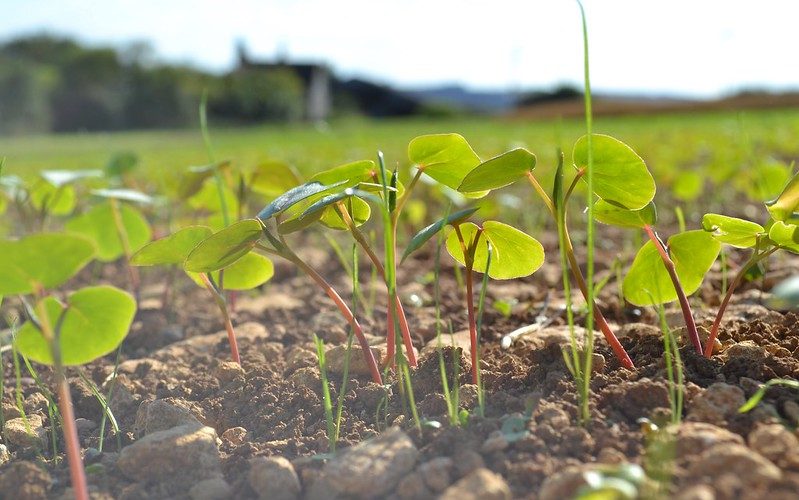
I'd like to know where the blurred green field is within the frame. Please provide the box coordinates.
[3,109,799,182]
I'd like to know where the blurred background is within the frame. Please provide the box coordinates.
[3,0,799,135]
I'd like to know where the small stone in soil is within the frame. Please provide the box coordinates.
[0,461,52,499]
[134,398,201,437]
[687,382,746,426]
[3,415,47,450]
[440,467,511,500]
[117,423,222,484]
[747,423,799,465]
[248,456,301,500]
[189,477,233,500]
[418,456,454,493]
[221,426,249,446]
[686,442,782,486]
[307,427,418,499]
[215,361,245,383]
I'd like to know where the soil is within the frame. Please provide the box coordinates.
[1,238,799,500]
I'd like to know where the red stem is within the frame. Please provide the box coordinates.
[464,266,479,384]
[704,249,774,357]
[644,225,702,354]
[564,232,635,369]
[528,171,634,369]
[454,225,480,384]
[337,202,416,368]
[293,257,383,384]
[57,376,89,500]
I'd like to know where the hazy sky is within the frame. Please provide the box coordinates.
[5,0,799,97]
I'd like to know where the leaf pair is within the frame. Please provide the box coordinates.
[131,220,273,291]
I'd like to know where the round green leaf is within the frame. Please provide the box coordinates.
[0,233,95,295]
[446,221,544,280]
[623,230,721,306]
[131,226,213,266]
[188,252,274,291]
[30,181,76,216]
[184,219,263,273]
[594,200,657,228]
[250,160,303,197]
[408,134,485,195]
[702,213,764,248]
[65,202,152,262]
[673,171,703,202]
[573,134,656,210]
[766,170,799,222]
[768,221,799,253]
[458,148,536,193]
[15,285,136,366]
[310,160,377,188]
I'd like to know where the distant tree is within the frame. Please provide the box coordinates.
[0,56,56,133]
[212,68,304,122]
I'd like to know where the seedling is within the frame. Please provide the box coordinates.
[698,169,799,356]
[252,181,383,384]
[131,221,274,364]
[0,233,136,500]
[274,159,417,369]
[404,207,544,384]
[738,378,799,413]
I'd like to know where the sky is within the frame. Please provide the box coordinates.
[4,0,799,98]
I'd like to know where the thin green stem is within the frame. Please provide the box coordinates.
[198,273,240,364]
[578,0,596,410]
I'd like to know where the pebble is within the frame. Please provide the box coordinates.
[189,477,232,500]
[221,426,248,446]
[0,461,52,499]
[418,456,454,492]
[307,427,418,499]
[396,470,432,500]
[687,382,745,425]
[134,398,201,437]
[4,415,47,450]
[248,456,301,500]
[673,422,743,460]
[215,361,245,384]
[440,468,511,500]
[725,340,766,360]
[748,423,799,465]
[783,400,799,425]
[481,431,509,453]
[117,423,222,483]
[686,443,781,485]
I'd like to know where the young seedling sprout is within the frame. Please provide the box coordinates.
[457,135,647,369]
[254,182,383,384]
[132,221,273,365]
[272,159,418,369]
[0,233,136,500]
[700,168,799,356]
[403,207,544,384]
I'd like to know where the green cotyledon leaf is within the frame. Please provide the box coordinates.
[573,134,656,210]
[446,221,544,280]
[623,230,720,306]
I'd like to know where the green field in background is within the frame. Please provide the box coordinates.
[2,109,799,180]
